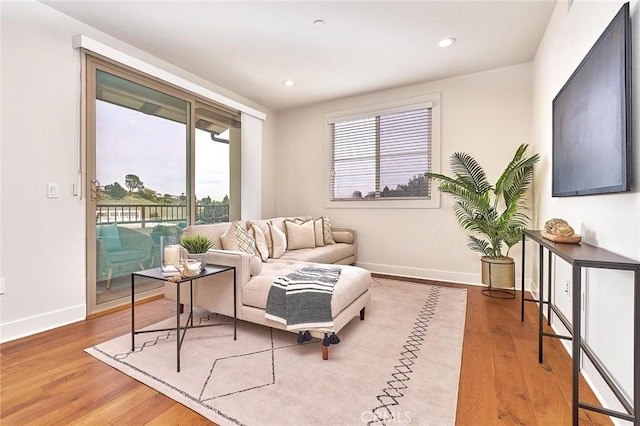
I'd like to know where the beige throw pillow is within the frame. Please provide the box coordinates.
[268,221,287,258]
[221,221,256,255]
[248,222,269,262]
[285,219,316,250]
[314,218,325,247]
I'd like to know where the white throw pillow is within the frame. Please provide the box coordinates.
[248,222,269,262]
[221,221,256,255]
[285,219,316,250]
[268,221,287,258]
[314,218,325,247]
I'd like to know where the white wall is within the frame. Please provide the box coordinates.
[532,0,640,419]
[0,0,274,342]
[275,63,533,285]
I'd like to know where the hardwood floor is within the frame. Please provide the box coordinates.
[1,279,613,425]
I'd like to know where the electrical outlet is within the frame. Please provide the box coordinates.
[564,280,570,297]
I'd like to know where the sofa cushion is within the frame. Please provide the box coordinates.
[221,221,256,255]
[272,243,355,264]
[285,219,316,250]
[242,262,371,317]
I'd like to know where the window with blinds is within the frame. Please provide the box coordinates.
[329,105,432,201]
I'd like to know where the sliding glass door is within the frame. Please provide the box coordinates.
[86,57,240,314]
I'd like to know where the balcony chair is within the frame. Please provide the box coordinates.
[96,224,153,289]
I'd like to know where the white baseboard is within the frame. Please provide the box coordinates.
[356,261,532,290]
[356,261,482,286]
[1,304,86,343]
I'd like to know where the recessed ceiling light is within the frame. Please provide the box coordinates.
[282,80,295,87]
[438,37,456,48]
[313,19,325,27]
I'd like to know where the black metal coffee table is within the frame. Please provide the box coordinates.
[131,265,236,372]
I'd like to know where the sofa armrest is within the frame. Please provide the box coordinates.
[331,227,357,246]
[206,249,256,286]
[164,248,258,317]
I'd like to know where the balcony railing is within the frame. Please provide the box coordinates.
[96,203,229,226]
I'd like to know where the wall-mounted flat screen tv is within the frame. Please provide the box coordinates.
[552,2,631,197]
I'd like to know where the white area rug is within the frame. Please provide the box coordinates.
[86,279,467,425]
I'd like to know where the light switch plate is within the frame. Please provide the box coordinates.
[48,183,59,198]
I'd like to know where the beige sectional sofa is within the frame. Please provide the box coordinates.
[164,216,372,359]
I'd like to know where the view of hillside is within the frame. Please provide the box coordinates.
[97,174,228,206]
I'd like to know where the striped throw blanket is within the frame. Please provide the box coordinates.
[265,266,341,331]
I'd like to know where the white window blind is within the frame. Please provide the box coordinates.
[329,106,432,201]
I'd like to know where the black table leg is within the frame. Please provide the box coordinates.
[635,270,640,425]
[176,281,181,372]
[233,267,237,340]
[538,244,544,364]
[571,265,581,426]
[547,250,552,326]
[521,234,526,321]
[189,279,194,327]
[131,273,135,351]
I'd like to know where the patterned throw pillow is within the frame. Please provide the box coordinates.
[268,221,287,258]
[248,222,269,262]
[322,216,335,245]
[221,221,256,255]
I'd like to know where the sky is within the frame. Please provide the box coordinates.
[96,100,229,201]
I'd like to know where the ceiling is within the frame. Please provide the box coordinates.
[42,1,557,112]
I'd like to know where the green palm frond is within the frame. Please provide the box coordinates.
[427,143,540,257]
[450,151,493,194]
[496,144,541,207]
[467,236,493,256]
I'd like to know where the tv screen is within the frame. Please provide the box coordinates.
[552,2,631,197]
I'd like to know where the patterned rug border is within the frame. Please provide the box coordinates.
[367,284,443,425]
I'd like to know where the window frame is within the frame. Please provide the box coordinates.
[324,93,441,209]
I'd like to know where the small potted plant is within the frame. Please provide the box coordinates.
[180,234,214,271]
[426,143,540,296]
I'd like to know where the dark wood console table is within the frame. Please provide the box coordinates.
[521,230,639,425]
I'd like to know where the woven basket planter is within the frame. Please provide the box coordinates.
[481,256,515,289]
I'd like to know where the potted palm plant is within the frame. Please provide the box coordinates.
[426,143,540,297]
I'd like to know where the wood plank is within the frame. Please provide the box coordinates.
[513,335,573,425]
[457,329,500,424]
[486,298,538,424]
